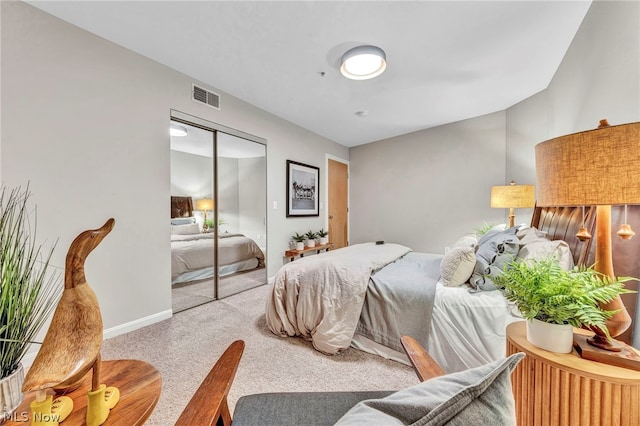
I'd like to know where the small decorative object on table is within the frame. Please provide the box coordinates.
[494,257,635,355]
[291,232,305,251]
[22,219,120,426]
[317,228,329,245]
[305,230,317,247]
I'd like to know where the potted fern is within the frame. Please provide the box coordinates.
[0,186,60,418]
[494,257,634,353]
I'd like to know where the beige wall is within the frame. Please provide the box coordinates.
[350,111,508,253]
[506,0,640,186]
[1,1,347,352]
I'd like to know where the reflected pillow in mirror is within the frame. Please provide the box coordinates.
[171,223,201,235]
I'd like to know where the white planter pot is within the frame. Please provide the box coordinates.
[0,363,24,419]
[306,239,315,248]
[295,242,304,251]
[319,237,328,245]
[526,318,574,353]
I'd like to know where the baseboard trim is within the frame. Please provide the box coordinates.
[22,309,173,369]
[103,309,173,340]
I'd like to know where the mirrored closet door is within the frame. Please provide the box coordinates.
[169,114,267,313]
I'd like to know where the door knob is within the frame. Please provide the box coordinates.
[329,215,334,219]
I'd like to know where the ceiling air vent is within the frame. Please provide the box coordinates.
[192,84,220,110]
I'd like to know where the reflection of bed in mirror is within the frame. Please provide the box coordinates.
[170,196,265,286]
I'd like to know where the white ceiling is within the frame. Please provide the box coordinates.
[27,1,592,147]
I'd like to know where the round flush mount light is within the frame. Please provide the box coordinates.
[170,123,188,137]
[340,45,387,80]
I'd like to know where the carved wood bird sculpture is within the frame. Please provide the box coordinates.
[22,218,119,426]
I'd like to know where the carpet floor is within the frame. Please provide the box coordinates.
[101,283,418,425]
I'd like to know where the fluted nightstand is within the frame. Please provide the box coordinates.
[506,321,640,426]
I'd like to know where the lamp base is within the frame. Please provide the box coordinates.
[574,334,640,371]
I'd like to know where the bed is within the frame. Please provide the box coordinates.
[170,196,265,285]
[266,205,640,373]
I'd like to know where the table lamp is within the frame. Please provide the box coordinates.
[196,198,215,230]
[535,120,640,367]
[490,181,535,227]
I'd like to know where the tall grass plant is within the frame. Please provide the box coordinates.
[0,186,60,379]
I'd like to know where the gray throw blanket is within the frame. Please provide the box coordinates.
[355,252,442,353]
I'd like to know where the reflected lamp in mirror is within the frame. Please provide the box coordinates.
[535,120,640,362]
[195,198,215,230]
[490,181,535,227]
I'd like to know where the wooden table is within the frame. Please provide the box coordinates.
[284,243,335,261]
[7,359,161,426]
[506,321,640,426]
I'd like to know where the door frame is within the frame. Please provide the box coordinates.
[325,154,350,246]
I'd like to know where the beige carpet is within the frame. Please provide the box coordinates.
[101,283,418,425]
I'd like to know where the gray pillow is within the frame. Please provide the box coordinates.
[470,229,520,291]
[335,353,524,425]
[516,227,574,270]
[170,216,195,225]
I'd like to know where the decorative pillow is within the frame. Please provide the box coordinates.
[335,353,524,425]
[476,223,508,246]
[469,227,520,292]
[517,227,574,270]
[170,217,195,226]
[453,234,478,248]
[171,223,200,235]
[441,246,476,286]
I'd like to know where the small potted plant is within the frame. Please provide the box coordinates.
[305,230,317,248]
[291,232,305,251]
[494,257,634,353]
[0,186,61,417]
[317,228,328,245]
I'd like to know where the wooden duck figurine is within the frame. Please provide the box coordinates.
[22,219,119,425]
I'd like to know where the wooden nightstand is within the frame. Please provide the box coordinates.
[506,321,640,426]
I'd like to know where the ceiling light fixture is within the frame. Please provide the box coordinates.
[170,123,188,137]
[340,45,387,80]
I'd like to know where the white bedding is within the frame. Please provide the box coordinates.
[352,281,521,373]
[171,232,264,285]
[265,243,412,355]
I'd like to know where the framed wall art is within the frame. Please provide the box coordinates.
[286,160,319,217]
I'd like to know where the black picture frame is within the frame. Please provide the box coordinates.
[286,160,319,217]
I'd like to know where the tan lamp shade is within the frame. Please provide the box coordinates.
[535,121,640,207]
[195,198,214,211]
[490,182,535,209]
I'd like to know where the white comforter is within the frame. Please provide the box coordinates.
[265,243,411,354]
[171,232,264,279]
